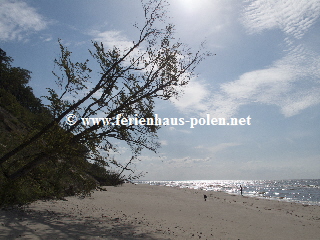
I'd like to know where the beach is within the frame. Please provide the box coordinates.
[1,183,319,240]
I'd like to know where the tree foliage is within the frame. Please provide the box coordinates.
[0,49,47,115]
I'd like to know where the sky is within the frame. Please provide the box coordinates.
[1,0,320,180]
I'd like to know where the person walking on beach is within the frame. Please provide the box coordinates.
[240,185,243,196]
[204,194,207,201]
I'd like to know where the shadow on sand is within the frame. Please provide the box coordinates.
[0,207,170,240]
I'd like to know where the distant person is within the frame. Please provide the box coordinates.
[204,194,207,201]
[240,185,243,196]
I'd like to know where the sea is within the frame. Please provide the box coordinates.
[134,179,320,206]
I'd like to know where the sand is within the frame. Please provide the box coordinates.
[0,183,319,239]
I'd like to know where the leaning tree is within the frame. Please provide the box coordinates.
[0,0,209,182]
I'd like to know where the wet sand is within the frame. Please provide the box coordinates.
[1,183,319,239]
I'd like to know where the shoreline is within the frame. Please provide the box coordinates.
[136,179,320,206]
[1,183,320,239]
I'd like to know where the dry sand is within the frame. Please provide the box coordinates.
[1,183,320,239]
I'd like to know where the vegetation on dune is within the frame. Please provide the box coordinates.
[0,49,124,206]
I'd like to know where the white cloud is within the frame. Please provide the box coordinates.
[196,142,241,155]
[167,156,211,168]
[159,140,168,146]
[90,30,134,52]
[167,126,191,134]
[39,35,52,42]
[170,79,210,115]
[0,0,47,41]
[208,44,320,117]
[163,143,240,169]
[208,142,242,154]
[242,0,320,39]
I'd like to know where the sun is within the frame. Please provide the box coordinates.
[177,0,202,13]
